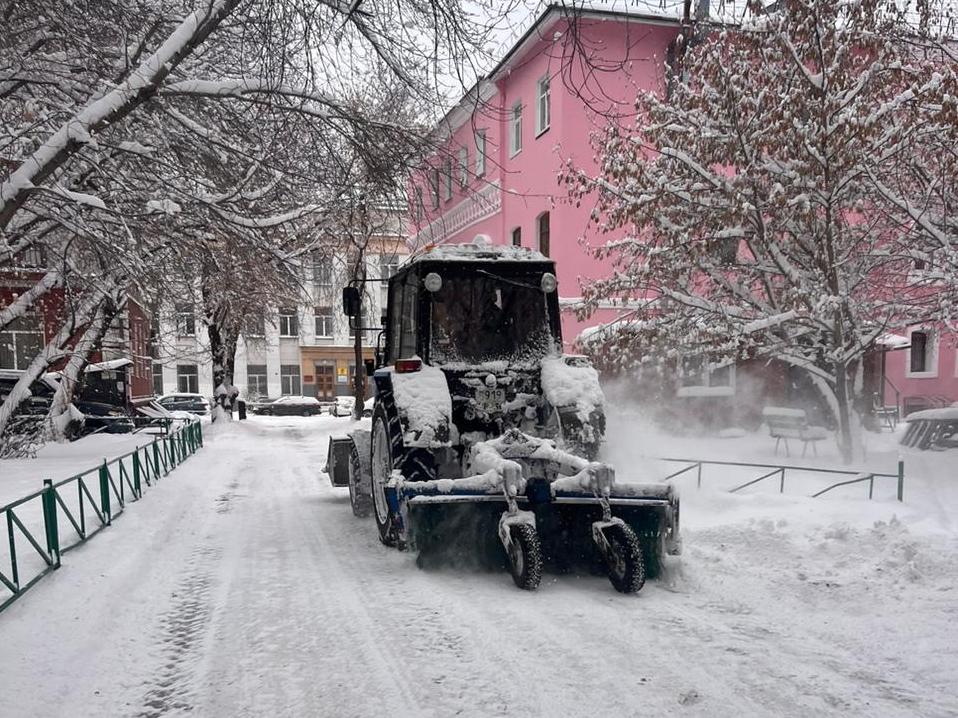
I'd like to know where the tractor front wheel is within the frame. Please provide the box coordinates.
[506,523,543,591]
[602,523,646,594]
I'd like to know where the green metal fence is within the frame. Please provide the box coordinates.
[0,420,203,614]
[658,456,905,501]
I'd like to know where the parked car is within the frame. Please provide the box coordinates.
[253,396,323,416]
[329,395,356,417]
[157,393,210,416]
[0,370,134,436]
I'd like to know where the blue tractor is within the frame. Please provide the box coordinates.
[327,243,679,592]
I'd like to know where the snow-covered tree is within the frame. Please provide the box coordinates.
[565,0,954,462]
[1,0,502,441]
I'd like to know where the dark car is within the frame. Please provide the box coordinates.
[0,370,133,436]
[252,396,323,416]
[157,393,210,416]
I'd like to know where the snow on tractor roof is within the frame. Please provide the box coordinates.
[409,242,549,265]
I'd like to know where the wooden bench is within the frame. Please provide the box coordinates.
[762,407,829,458]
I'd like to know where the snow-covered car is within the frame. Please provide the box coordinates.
[254,396,323,416]
[329,396,355,417]
[157,393,210,416]
[0,370,134,436]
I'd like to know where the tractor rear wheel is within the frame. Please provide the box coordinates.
[370,410,400,546]
[602,523,646,594]
[347,439,372,518]
[506,523,543,591]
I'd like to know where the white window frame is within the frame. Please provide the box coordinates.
[176,364,199,394]
[458,147,468,188]
[246,365,268,398]
[0,313,43,370]
[510,102,522,156]
[906,326,939,378]
[280,364,301,396]
[676,358,736,398]
[278,308,298,338]
[314,307,334,338]
[475,130,486,177]
[536,74,551,136]
[175,304,195,337]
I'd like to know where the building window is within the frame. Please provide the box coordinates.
[475,130,486,177]
[414,186,424,224]
[247,364,268,399]
[442,156,453,201]
[176,364,199,394]
[536,212,550,257]
[152,362,164,395]
[280,364,301,396]
[510,102,522,156]
[0,313,42,370]
[908,329,937,376]
[244,315,265,338]
[430,168,440,208]
[312,253,332,287]
[175,304,195,337]
[278,308,298,338]
[511,227,522,247]
[314,306,334,338]
[458,147,468,188]
[536,74,550,136]
[677,357,735,397]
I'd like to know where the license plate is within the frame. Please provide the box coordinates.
[476,387,505,411]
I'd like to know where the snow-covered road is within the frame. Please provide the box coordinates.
[1,416,956,717]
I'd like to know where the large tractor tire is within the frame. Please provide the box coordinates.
[370,405,402,546]
[506,523,543,591]
[601,523,646,594]
[347,438,372,518]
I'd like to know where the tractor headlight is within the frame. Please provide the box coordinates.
[540,272,557,293]
[424,272,443,292]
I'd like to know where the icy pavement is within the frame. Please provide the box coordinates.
[0,415,956,717]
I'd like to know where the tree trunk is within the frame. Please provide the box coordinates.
[832,358,855,464]
[0,294,101,437]
[206,305,239,423]
[352,298,365,420]
[45,298,120,441]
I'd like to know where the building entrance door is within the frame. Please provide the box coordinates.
[315,362,335,400]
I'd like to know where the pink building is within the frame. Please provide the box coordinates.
[409,4,958,417]
[408,6,685,348]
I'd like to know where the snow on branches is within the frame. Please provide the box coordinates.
[565,0,957,461]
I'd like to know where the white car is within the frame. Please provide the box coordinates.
[330,396,356,417]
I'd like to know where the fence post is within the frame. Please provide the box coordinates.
[99,460,112,525]
[868,474,875,500]
[779,468,786,494]
[897,460,904,502]
[153,440,163,477]
[42,480,61,567]
[133,452,142,497]
[197,421,203,447]
[696,463,702,489]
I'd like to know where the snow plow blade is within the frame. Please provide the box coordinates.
[384,430,680,586]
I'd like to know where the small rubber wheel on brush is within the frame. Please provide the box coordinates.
[506,523,543,591]
[603,523,646,594]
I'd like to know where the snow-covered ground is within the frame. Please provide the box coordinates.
[0,412,956,717]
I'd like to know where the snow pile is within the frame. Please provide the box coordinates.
[411,243,547,264]
[389,362,452,446]
[539,355,604,421]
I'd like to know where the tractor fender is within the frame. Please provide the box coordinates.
[373,365,454,448]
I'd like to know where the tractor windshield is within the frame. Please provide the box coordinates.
[427,268,557,365]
